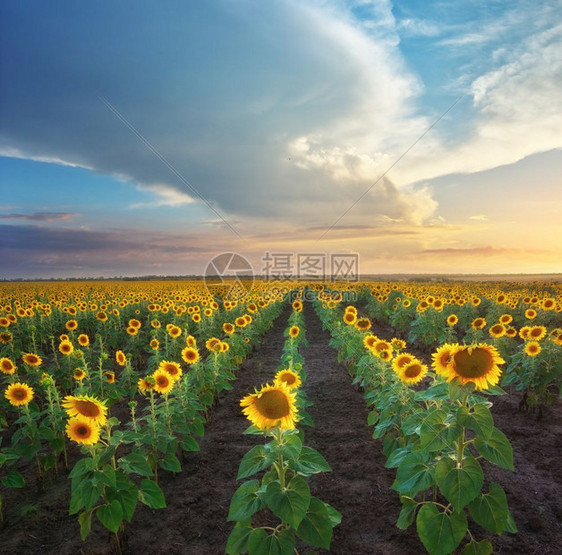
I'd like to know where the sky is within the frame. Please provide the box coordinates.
[1,0,561,279]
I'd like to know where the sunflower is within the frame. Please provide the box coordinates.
[446,314,458,326]
[151,319,161,329]
[73,368,87,381]
[66,417,100,446]
[289,326,300,338]
[373,340,391,355]
[489,324,506,338]
[391,338,406,351]
[345,305,357,315]
[78,334,90,347]
[524,341,541,356]
[274,369,302,390]
[168,325,182,339]
[152,369,174,395]
[292,300,303,312]
[158,360,182,381]
[499,314,513,325]
[126,326,138,336]
[206,337,221,352]
[104,371,115,384]
[392,353,414,374]
[431,343,459,374]
[525,309,537,320]
[0,332,13,344]
[396,360,428,385]
[138,376,154,393]
[0,357,16,375]
[433,299,444,312]
[505,327,517,338]
[379,349,392,361]
[223,322,235,334]
[0,317,9,328]
[115,350,126,366]
[343,312,357,325]
[235,316,247,328]
[220,341,230,352]
[5,383,34,407]
[59,340,74,356]
[65,319,78,331]
[181,346,200,364]
[62,395,107,425]
[185,334,197,347]
[355,317,372,331]
[542,298,555,310]
[437,344,504,391]
[150,338,160,350]
[60,334,70,342]
[519,326,531,340]
[528,326,547,341]
[96,312,108,322]
[363,334,378,350]
[240,383,298,430]
[192,313,202,323]
[471,318,487,330]
[22,353,42,367]
[128,319,141,329]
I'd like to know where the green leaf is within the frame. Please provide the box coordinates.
[96,500,123,533]
[435,456,483,510]
[397,497,417,530]
[457,404,494,439]
[462,539,493,554]
[228,480,264,522]
[139,479,166,509]
[391,452,434,496]
[448,378,475,402]
[505,510,518,533]
[415,382,449,401]
[1,469,25,488]
[237,445,275,480]
[385,447,411,469]
[226,522,253,555]
[248,528,294,555]
[118,449,154,477]
[420,410,462,452]
[69,457,94,480]
[181,436,200,452]
[367,409,379,426]
[293,446,331,475]
[159,452,181,473]
[416,503,468,555]
[265,475,310,529]
[474,428,514,470]
[274,433,302,460]
[468,483,510,534]
[296,497,333,549]
[78,510,92,540]
[106,471,138,522]
[324,502,342,527]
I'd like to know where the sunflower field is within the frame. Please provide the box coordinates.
[0,279,561,554]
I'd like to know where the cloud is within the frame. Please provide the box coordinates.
[416,246,550,257]
[468,215,488,221]
[129,183,195,209]
[0,211,79,222]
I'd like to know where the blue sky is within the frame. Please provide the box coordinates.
[1,0,561,278]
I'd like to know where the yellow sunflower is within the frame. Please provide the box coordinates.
[471,318,487,330]
[181,346,200,364]
[499,314,513,324]
[59,340,74,356]
[104,371,115,384]
[65,319,78,331]
[62,395,108,425]
[525,309,537,320]
[274,369,302,390]
[152,369,175,395]
[524,341,541,357]
[289,326,300,338]
[128,318,141,329]
[392,353,415,374]
[158,360,183,381]
[438,344,504,391]
[185,334,197,347]
[22,353,42,367]
[446,314,458,326]
[363,334,378,350]
[0,331,13,344]
[519,326,531,340]
[528,326,547,341]
[223,322,235,334]
[431,343,459,374]
[78,334,90,347]
[240,383,298,431]
[168,325,182,338]
[138,376,154,393]
[489,324,506,338]
[150,338,160,350]
[343,312,357,325]
[126,326,138,336]
[0,357,16,375]
[396,360,428,385]
[66,417,100,445]
[355,318,372,331]
[73,368,87,381]
[115,350,126,366]
[5,383,34,407]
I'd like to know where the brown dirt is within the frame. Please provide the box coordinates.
[0,302,561,554]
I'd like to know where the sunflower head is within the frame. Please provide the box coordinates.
[524,341,541,357]
[0,357,16,375]
[240,383,298,431]
[66,416,100,445]
[104,371,115,384]
[355,318,372,331]
[392,353,415,373]
[289,326,300,338]
[115,350,127,366]
[78,334,90,347]
[528,326,547,341]
[62,395,107,425]
[471,318,486,330]
[59,340,74,356]
[489,324,506,338]
[159,360,183,381]
[274,369,302,390]
[445,344,505,391]
[73,368,87,381]
[138,377,154,393]
[431,343,459,374]
[181,346,200,365]
[5,383,34,407]
[152,369,174,395]
[446,314,458,326]
[397,359,428,385]
[223,322,235,334]
[22,353,42,367]
[343,312,357,325]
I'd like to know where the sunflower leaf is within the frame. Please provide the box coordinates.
[391,452,434,496]
[468,482,510,534]
[226,522,253,555]
[139,479,166,509]
[265,475,310,529]
[462,539,493,554]
[96,499,123,533]
[457,404,494,439]
[118,449,154,477]
[292,446,331,475]
[435,456,483,510]
[416,503,467,555]
[237,445,275,480]
[473,428,514,470]
[1,469,25,488]
[228,480,264,522]
[78,510,92,540]
[296,496,333,549]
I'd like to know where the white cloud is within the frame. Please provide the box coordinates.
[469,215,488,221]
[129,183,195,209]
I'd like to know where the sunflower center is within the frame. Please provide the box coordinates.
[75,400,101,418]
[77,425,90,437]
[255,390,290,419]
[404,364,422,378]
[453,348,493,378]
[14,389,26,400]
[157,375,169,387]
[280,373,296,385]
